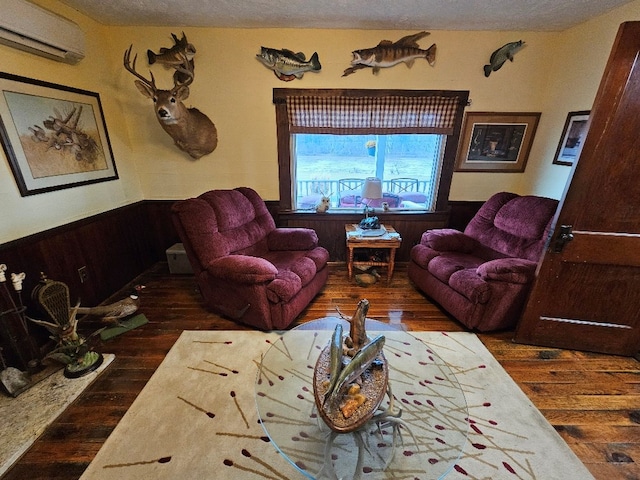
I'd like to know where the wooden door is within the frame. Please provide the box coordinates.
[514,22,640,356]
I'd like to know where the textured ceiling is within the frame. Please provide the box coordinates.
[59,0,634,32]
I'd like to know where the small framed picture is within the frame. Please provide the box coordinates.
[0,72,118,196]
[455,112,541,172]
[552,110,590,166]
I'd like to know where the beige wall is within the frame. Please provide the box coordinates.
[1,0,639,244]
[118,27,556,202]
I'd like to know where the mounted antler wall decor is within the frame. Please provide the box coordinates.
[123,33,218,159]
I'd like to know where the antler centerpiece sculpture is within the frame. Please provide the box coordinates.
[313,299,389,433]
[312,300,419,477]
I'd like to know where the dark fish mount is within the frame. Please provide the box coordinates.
[484,40,525,77]
[256,46,322,81]
[147,32,196,84]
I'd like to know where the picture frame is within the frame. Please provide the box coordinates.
[455,112,541,172]
[0,72,118,196]
[552,110,590,166]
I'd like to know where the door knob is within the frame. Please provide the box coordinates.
[553,225,574,253]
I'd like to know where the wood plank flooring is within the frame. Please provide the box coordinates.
[3,262,639,479]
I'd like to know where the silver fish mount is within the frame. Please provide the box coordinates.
[313,300,389,433]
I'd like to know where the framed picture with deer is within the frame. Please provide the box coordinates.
[0,72,118,196]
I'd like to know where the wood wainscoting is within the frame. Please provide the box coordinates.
[278,210,450,262]
[1,201,480,307]
[0,200,179,326]
[1,200,482,307]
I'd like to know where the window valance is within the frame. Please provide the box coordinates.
[273,89,469,135]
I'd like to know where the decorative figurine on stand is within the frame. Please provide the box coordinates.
[29,274,104,378]
[77,285,144,325]
[359,210,380,230]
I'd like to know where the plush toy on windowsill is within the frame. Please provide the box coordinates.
[316,195,331,213]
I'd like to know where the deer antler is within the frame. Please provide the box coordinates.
[123,45,157,91]
[172,50,195,87]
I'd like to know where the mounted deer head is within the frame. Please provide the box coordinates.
[123,45,218,159]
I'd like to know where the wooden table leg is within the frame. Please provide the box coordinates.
[387,247,397,283]
[347,246,354,280]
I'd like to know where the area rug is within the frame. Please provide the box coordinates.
[80,330,593,479]
[0,354,114,477]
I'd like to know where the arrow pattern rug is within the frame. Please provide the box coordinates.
[80,329,593,479]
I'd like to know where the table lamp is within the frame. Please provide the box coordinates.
[360,177,383,227]
[361,177,382,207]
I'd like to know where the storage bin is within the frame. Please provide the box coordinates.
[166,243,193,274]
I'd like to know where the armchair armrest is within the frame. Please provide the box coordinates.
[422,229,478,253]
[476,258,537,284]
[409,244,440,267]
[267,228,318,251]
[205,255,277,283]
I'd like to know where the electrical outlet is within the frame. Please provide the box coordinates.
[78,266,88,283]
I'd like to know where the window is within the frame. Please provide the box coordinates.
[295,133,444,210]
[274,89,469,212]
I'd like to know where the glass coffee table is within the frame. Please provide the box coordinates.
[255,317,469,479]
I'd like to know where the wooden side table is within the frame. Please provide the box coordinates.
[345,224,402,283]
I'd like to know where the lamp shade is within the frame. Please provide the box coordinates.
[361,177,383,199]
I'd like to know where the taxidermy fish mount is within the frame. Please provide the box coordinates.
[256,46,322,81]
[147,32,196,84]
[342,31,436,77]
[123,33,218,159]
[484,40,525,77]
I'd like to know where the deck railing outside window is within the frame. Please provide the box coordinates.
[296,178,431,210]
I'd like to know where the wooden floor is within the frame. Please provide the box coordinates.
[4,262,640,479]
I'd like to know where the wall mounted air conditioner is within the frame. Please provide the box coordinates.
[0,0,85,64]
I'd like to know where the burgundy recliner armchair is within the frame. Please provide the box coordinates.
[408,192,558,332]
[171,187,329,330]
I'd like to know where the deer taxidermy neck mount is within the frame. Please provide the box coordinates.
[123,35,217,159]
